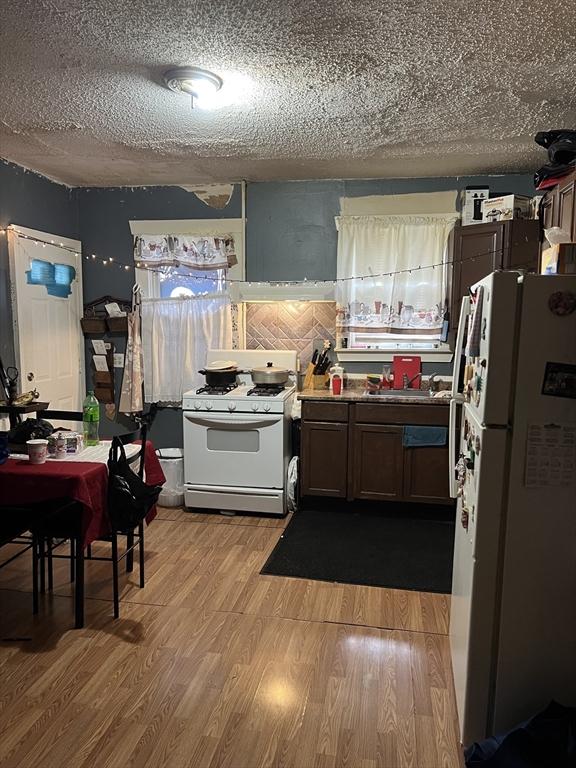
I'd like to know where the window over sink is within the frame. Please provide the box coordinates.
[335,211,458,354]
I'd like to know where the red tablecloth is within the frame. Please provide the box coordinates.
[0,441,165,547]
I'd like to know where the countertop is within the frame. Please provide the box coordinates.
[297,389,451,406]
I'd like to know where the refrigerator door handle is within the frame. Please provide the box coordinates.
[449,397,460,499]
[451,295,471,398]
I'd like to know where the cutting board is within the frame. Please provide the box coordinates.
[392,355,421,389]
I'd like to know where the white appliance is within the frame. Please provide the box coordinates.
[183,349,297,516]
[448,271,576,745]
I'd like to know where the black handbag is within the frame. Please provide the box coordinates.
[107,437,161,532]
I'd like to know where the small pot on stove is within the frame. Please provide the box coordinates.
[250,362,291,386]
[198,367,241,388]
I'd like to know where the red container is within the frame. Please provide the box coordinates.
[392,356,421,389]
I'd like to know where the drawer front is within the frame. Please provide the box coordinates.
[302,401,349,423]
[353,403,449,426]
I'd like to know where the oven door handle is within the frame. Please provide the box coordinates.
[184,414,282,429]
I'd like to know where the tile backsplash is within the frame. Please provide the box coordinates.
[245,302,336,363]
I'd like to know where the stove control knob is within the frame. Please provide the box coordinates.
[251,402,260,412]
[193,401,202,410]
[227,402,237,412]
[263,403,271,412]
[205,401,213,411]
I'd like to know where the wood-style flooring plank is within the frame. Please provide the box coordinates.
[0,506,463,768]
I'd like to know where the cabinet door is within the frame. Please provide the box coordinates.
[352,424,403,501]
[451,223,504,328]
[540,188,558,231]
[557,179,576,242]
[301,421,348,497]
[503,220,540,271]
[403,444,451,503]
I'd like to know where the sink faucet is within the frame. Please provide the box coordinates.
[428,373,440,393]
[402,372,422,390]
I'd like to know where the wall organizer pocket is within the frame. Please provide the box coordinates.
[82,296,131,405]
[81,295,131,335]
[93,343,115,404]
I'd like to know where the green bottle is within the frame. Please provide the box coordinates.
[83,391,100,446]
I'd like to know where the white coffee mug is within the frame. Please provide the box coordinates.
[27,439,48,465]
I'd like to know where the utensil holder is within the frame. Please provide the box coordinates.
[312,374,330,390]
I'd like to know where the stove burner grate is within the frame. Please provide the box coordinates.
[246,385,286,397]
[196,383,238,395]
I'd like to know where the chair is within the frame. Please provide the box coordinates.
[0,499,83,619]
[44,423,151,621]
[36,409,83,423]
[0,513,40,614]
[89,425,150,619]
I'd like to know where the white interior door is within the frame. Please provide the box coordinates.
[8,226,84,412]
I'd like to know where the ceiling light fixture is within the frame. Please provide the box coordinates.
[163,66,223,109]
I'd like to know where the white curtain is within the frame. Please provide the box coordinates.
[142,294,232,402]
[336,214,458,340]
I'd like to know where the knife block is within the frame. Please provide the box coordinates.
[312,374,330,390]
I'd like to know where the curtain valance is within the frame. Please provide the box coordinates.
[134,234,237,271]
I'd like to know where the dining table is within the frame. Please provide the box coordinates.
[0,439,166,627]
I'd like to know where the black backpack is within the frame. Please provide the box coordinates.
[107,437,161,532]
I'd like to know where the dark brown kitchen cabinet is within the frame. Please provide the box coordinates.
[537,169,576,267]
[352,424,403,500]
[450,219,540,329]
[540,187,558,231]
[403,444,450,502]
[300,419,349,497]
[557,178,576,241]
[300,400,453,505]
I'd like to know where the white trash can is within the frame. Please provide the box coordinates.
[156,448,184,507]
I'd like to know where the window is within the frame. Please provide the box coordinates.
[131,218,244,301]
[158,266,226,298]
[335,213,458,352]
[129,218,245,403]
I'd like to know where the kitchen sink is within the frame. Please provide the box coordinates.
[364,389,433,399]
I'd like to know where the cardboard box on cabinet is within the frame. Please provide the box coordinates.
[481,194,532,222]
[462,187,489,226]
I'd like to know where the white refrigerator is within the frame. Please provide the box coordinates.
[448,271,576,746]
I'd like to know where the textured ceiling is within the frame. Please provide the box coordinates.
[1,0,575,186]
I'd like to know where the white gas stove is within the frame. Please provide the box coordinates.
[182,382,295,415]
[182,350,297,516]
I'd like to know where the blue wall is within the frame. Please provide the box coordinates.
[75,184,242,446]
[76,185,242,303]
[0,160,79,369]
[247,175,535,281]
[0,160,536,446]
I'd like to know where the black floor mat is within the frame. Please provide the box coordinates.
[261,501,455,593]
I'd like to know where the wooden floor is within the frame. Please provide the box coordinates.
[0,507,464,768]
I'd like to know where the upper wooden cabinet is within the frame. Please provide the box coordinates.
[538,169,576,254]
[557,177,576,241]
[450,219,540,327]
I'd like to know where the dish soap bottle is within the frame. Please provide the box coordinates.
[83,391,100,446]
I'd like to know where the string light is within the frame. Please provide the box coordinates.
[6,225,508,286]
